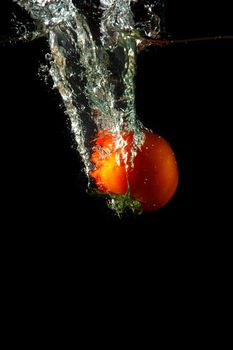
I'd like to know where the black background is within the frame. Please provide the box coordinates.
[1,0,232,241]
[1,1,232,333]
[0,0,233,334]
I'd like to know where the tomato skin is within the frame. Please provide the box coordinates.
[90,151,128,194]
[90,130,178,211]
[89,130,133,195]
[128,131,179,211]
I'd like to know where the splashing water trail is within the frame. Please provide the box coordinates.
[14,0,177,215]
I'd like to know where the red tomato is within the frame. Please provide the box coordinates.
[89,130,178,211]
[128,131,178,211]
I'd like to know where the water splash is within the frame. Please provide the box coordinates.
[13,0,162,214]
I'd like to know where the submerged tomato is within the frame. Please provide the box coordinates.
[89,130,178,211]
